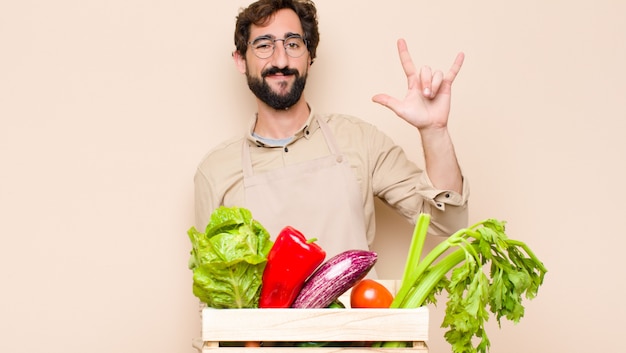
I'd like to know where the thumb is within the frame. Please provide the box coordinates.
[372,94,402,116]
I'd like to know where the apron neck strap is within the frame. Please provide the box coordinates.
[316,116,341,155]
[242,139,254,178]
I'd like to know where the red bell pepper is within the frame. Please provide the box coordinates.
[259,226,326,308]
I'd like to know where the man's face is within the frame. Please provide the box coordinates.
[241,9,311,110]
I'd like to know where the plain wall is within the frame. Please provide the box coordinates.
[1,1,625,352]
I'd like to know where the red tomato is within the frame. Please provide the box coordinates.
[350,279,394,308]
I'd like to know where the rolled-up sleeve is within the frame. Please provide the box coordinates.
[415,172,469,237]
[369,126,469,238]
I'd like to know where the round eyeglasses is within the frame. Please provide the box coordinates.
[248,35,308,59]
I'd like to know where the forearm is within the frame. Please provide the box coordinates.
[419,127,463,194]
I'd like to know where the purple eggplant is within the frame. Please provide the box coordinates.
[291,250,378,308]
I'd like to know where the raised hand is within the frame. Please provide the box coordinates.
[372,39,464,132]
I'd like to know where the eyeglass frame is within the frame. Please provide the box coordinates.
[247,33,309,59]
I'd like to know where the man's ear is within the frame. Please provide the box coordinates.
[232,51,247,74]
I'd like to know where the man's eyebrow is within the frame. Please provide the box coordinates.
[285,32,304,38]
[250,34,274,42]
[251,32,303,41]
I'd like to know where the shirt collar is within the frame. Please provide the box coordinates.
[245,105,320,147]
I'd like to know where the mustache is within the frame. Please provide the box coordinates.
[262,67,299,77]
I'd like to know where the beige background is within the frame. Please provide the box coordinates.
[1,0,625,352]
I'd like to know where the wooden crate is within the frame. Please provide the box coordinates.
[192,280,428,352]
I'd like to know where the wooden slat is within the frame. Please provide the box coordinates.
[202,307,428,342]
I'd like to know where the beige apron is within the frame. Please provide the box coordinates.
[242,117,375,275]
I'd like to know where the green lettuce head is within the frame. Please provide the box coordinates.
[188,206,273,308]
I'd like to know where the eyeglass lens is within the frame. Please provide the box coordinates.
[250,36,307,59]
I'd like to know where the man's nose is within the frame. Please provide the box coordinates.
[270,41,289,67]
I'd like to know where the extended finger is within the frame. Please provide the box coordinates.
[396,39,419,90]
[444,52,465,84]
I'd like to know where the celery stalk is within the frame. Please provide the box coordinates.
[398,249,465,308]
[399,214,431,290]
[391,225,477,308]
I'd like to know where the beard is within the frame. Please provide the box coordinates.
[246,66,307,110]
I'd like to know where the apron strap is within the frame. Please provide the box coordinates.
[316,116,342,156]
[242,138,254,178]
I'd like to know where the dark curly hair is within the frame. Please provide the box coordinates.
[234,0,320,63]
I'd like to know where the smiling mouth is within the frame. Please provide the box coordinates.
[266,73,292,80]
[263,67,298,78]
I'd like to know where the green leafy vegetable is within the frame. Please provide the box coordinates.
[187,206,273,308]
[377,214,547,353]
